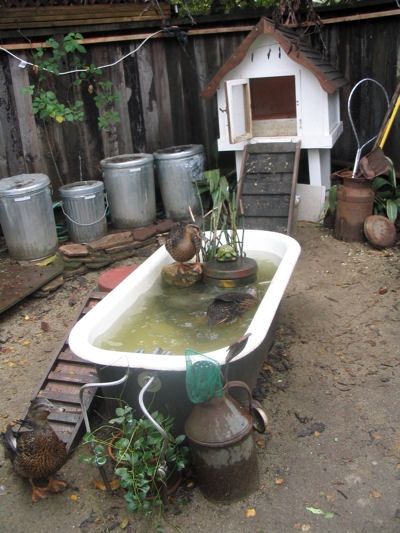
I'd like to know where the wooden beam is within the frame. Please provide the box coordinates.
[1,8,399,51]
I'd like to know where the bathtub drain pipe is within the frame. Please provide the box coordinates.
[138,374,169,481]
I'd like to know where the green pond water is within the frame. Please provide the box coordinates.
[94,252,278,355]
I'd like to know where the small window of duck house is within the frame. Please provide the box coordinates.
[249,76,297,137]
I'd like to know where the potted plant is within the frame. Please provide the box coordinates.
[81,403,189,515]
[196,169,257,286]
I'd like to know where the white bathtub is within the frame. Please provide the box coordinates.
[69,230,300,431]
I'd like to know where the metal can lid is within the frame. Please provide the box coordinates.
[100,153,153,169]
[0,173,50,197]
[153,144,204,160]
[59,180,104,198]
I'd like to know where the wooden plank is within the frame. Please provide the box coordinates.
[6,54,44,174]
[247,142,298,154]
[39,388,93,405]
[136,37,159,153]
[48,370,97,384]
[108,45,134,155]
[0,57,25,176]
[58,348,92,364]
[242,195,291,217]
[243,217,289,232]
[241,174,293,195]
[48,411,81,425]
[54,361,99,376]
[151,40,173,146]
[287,141,301,235]
[244,153,294,174]
[0,15,166,29]
[123,43,146,152]
[45,381,86,394]
[0,5,170,17]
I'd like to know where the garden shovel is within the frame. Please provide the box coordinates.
[358,82,400,180]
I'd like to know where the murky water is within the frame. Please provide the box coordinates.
[95,252,278,355]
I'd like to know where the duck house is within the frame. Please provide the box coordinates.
[202,17,347,221]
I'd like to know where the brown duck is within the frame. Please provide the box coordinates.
[165,222,203,273]
[2,397,68,503]
[207,290,258,326]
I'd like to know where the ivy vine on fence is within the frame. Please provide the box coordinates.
[21,32,120,131]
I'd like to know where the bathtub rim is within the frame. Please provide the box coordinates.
[68,230,301,371]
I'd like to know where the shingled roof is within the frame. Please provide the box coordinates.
[201,17,347,98]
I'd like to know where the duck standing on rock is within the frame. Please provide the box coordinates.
[165,222,203,274]
[1,398,68,503]
[207,290,258,326]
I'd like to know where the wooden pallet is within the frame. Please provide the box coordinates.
[23,290,107,452]
[237,142,301,235]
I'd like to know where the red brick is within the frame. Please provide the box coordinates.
[97,264,138,292]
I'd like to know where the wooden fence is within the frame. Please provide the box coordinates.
[0,14,399,194]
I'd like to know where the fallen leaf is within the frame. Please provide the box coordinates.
[70,493,79,502]
[306,507,324,515]
[256,438,266,448]
[41,321,50,332]
[21,340,30,346]
[378,287,388,295]
[275,477,285,485]
[314,431,321,437]
[93,479,120,491]
[262,363,274,373]
[245,508,256,518]
[324,512,334,519]
[119,517,129,529]
[370,489,381,499]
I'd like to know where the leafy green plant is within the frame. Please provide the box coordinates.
[81,403,189,515]
[372,158,400,224]
[196,169,245,262]
[25,32,120,130]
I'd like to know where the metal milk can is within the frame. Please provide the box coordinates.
[334,171,375,242]
[184,380,260,503]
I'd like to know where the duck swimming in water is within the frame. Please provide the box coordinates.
[1,398,68,503]
[165,222,203,274]
[207,290,258,327]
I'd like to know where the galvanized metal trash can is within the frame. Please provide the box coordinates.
[154,144,204,220]
[59,180,107,243]
[100,154,156,229]
[0,173,58,261]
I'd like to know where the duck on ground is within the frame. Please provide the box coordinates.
[1,397,68,503]
[207,290,258,326]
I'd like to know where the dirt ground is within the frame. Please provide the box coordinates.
[1,221,400,533]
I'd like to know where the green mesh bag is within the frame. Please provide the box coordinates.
[185,349,223,404]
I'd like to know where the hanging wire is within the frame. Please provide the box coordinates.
[0,27,175,76]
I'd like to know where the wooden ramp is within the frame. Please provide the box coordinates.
[237,142,301,235]
[23,290,107,452]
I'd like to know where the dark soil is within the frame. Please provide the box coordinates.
[1,222,400,533]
